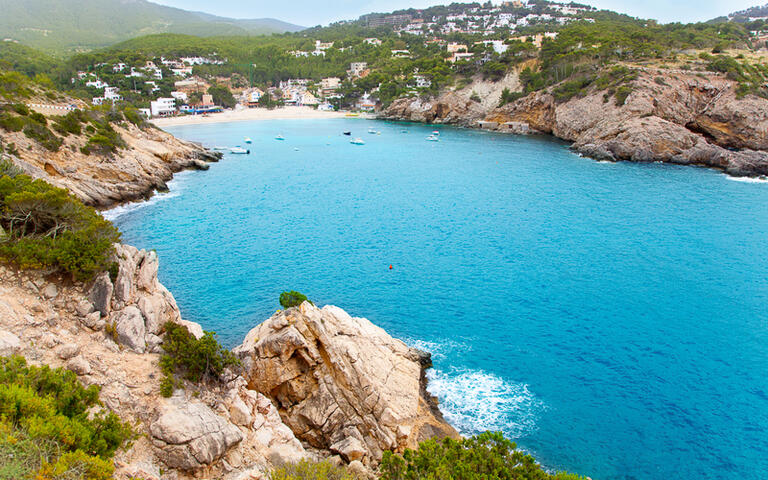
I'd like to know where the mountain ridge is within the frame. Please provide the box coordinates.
[0,0,304,53]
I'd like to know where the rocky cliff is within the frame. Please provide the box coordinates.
[0,245,455,479]
[382,69,768,177]
[234,304,458,467]
[3,121,220,208]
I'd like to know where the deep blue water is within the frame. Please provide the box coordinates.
[109,118,768,480]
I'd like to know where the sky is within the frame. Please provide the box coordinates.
[151,0,761,27]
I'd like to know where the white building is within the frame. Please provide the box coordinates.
[104,86,122,101]
[348,62,368,78]
[170,91,188,102]
[85,79,108,89]
[364,38,382,46]
[318,102,335,111]
[150,98,176,117]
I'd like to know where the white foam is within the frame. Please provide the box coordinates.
[101,170,194,221]
[427,367,544,438]
[405,337,470,361]
[723,174,768,184]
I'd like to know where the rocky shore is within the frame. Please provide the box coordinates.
[3,121,221,208]
[0,245,456,479]
[382,69,768,177]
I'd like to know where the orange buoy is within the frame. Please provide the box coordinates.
[389,265,393,270]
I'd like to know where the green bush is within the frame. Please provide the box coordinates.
[552,76,594,102]
[614,85,633,106]
[22,123,62,152]
[0,113,25,132]
[0,174,120,280]
[380,432,586,480]
[0,356,132,480]
[270,460,358,480]
[159,322,241,397]
[11,103,29,116]
[279,290,311,309]
[122,107,146,128]
[499,88,524,107]
[53,111,84,136]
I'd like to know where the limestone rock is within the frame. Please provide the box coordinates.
[81,311,103,330]
[114,306,146,353]
[150,396,243,472]
[89,272,114,316]
[137,251,159,291]
[75,299,95,317]
[234,303,458,463]
[56,343,80,360]
[42,283,58,299]
[67,355,92,375]
[0,330,21,356]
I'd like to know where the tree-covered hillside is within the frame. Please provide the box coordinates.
[0,0,304,53]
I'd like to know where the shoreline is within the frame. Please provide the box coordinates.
[151,106,368,128]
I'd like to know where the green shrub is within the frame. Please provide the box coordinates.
[0,174,120,280]
[52,111,84,136]
[159,322,241,397]
[614,85,633,106]
[380,432,586,480]
[0,356,132,480]
[122,107,146,128]
[36,450,114,480]
[552,76,594,102]
[0,159,21,178]
[11,103,29,116]
[29,112,46,125]
[279,290,311,309]
[499,88,524,107]
[0,113,25,132]
[22,123,61,152]
[270,460,358,480]
[469,91,481,103]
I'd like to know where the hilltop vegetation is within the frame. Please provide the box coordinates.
[0,0,304,53]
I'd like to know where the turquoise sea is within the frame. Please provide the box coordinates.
[109,118,768,480]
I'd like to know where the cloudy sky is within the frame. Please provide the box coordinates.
[152,0,759,27]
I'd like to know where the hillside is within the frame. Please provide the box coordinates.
[0,0,304,53]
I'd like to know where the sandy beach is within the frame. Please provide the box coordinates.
[150,106,364,128]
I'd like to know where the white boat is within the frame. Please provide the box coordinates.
[244,137,252,144]
[368,128,379,134]
[230,147,250,154]
[426,135,439,142]
[350,138,365,145]
[212,146,229,151]
[275,135,285,141]
[432,130,440,136]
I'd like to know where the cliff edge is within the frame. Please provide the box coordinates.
[382,69,768,177]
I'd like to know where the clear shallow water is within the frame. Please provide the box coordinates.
[110,119,768,480]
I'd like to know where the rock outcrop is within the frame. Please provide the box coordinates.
[382,68,768,177]
[0,246,309,480]
[234,302,459,466]
[3,122,220,208]
[0,247,458,478]
[385,72,521,127]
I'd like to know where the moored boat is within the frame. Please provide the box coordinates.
[230,147,250,154]
[275,135,285,141]
[350,138,365,145]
